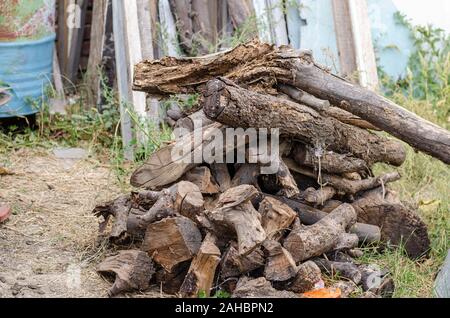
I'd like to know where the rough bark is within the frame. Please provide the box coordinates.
[183,166,220,194]
[352,187,430,259]
[141,216,202,272]
[206,185,266,255]
[259,196,297,240]
[131,122,224,189]
[284,158,401,195]
[202,78,405,166]
[263,240,298,282]
[219,243,265,279]
[232,277,299,298]
[283,203,357,262]
[210,163,232,192]
[279,84,379,130]
[304,186,337,205]
[97,250,155,297]
[291,143,368,174]
[273,195,381,244]
[286,261,323,293]
[179,233,221,297]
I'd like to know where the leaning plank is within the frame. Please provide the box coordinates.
[202,78,405,166]
[169,0,194,54]
[130,123,225,188]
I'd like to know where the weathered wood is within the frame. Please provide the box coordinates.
[210,163,232,192]
[97,250,155,296]
[283,203,357,262]
[259,196,296,240]
[227,0,254,30]
[131,123,225,189]
[286,261,323,293]
[285,158,401,195]
[174,110,215,132]
[180,233,221,297]
[191,0,218,54]
[219,243,265,279]
[279,84,379,130]
[141,216,202,272]
[263,240,298,282]
[352,187,430,259]
[158,0,181,56]
[183,166,220,194]
[231,164,260,189]
[169,0,194,54]
[92,195,131,242]
[273,195,381,244]
[206,185,266,255]
[134,41,450,164]
[232,277,299,298]
[314,258,362,284]
[304,186,337,205]
[154,261,190,294]
[334,233,359,251]
[202,78,405,166]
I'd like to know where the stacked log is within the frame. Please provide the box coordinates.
[92,40,443,298]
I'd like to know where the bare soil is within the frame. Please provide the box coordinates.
[0,148,162,298]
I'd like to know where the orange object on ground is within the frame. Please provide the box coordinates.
[302,287,342,298]
[0,205,11,223]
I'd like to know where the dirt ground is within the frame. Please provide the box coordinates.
[0,148,161,298]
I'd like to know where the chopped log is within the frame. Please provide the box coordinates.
[263,240,298,282]
[206,185,266,255]
[202,78,405,166]
[304,186,337,205]
[283,203,357,262]
[97,250,155,297]
[352,187,430,259]
[334,233,360,251]
[273,195,381,244]
[284,158,401,195]
[314,258,362,284]
[154,261,190,294]
[141,216,202,272]
[359,264,395,297]
[321,200,344,213]
[183,166,220,194]
[180,233,221,297]
[286,261,323,293]
[219,243,265,279]
[131,122,225,188]
[275,157,300,198]
[232,277,299,298]
[291,143,368,174]
[279,84,379,130]
[133,181,204,229]
[93,195,131,242]
[210,163,232,192]
[259,196,296,240]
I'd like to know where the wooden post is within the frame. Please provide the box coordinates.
[267,0,289,46]
[348,0,379,89]
[112,0,134,160]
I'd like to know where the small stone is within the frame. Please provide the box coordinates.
[53,148,88,160]
[0,204,11,223]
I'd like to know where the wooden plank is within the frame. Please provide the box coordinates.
[67,0,88,82]
[52,46,66,100]
[332,0,357,79]
[252,0,272,43]
[87,0,109,107]
[122,0,149,145]
[57,0,70,81]
[267,0,289,46]
[158,0,180,56]
[137,0,160,125]
[348,0,379,89]
[112,0,134,160]
[286,0,302,49]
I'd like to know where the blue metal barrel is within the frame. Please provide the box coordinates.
[0,0,56,118]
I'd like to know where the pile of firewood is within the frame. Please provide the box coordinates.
[92,41,450,298]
